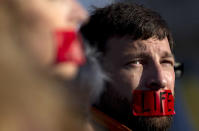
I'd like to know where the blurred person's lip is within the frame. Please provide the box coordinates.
[54,30,86,66]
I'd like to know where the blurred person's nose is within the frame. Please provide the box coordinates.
[145,62,167,90]
[70,0,88,28]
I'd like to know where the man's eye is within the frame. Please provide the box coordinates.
[125,60,143,67]
[161,60,174,67]
[131,60,141,65]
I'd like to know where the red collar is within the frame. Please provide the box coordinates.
[91,107,131,131]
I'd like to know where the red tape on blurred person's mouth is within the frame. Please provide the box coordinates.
[132,90,175,116]
[55,31,85,66]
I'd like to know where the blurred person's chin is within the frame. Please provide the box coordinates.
[128,115,173,131]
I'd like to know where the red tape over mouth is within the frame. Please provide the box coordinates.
[55,31,85,66]
[132,90,175,116]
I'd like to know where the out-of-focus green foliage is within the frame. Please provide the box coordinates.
[182,76,199,131]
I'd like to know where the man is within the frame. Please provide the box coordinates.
[81,2,176,131]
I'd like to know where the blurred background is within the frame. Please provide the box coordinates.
[80,0,199,130]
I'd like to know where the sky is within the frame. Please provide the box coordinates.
[79,0,113,10]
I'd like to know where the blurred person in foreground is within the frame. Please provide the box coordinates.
[81,2,176,131]
[0,0,104,130]
[1,0,88,79]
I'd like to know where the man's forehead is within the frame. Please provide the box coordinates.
[106,36,173,57]
[108,36,168,47]
[128,37,170,49]
[106,36,133,53]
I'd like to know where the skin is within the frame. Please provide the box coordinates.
[0,1,93,131]
[1,0,88,78]
[100,36,175,129]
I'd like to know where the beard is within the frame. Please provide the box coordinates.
[95,84,174,131]
[127,115,173,131]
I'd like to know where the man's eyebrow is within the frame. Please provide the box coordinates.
[161,51,175,59]
[122,52,151,59]
[123,52,175,60]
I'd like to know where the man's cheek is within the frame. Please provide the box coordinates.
[164,71,175,94]
[116,72,139,101]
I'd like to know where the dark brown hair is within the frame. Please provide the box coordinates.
[81,2,174,54]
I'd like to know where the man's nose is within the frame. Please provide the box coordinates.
[145,63,167,90]
[71,1,89,26]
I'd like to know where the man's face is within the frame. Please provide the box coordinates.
[101,37,175,130]
[8,0,88,66]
